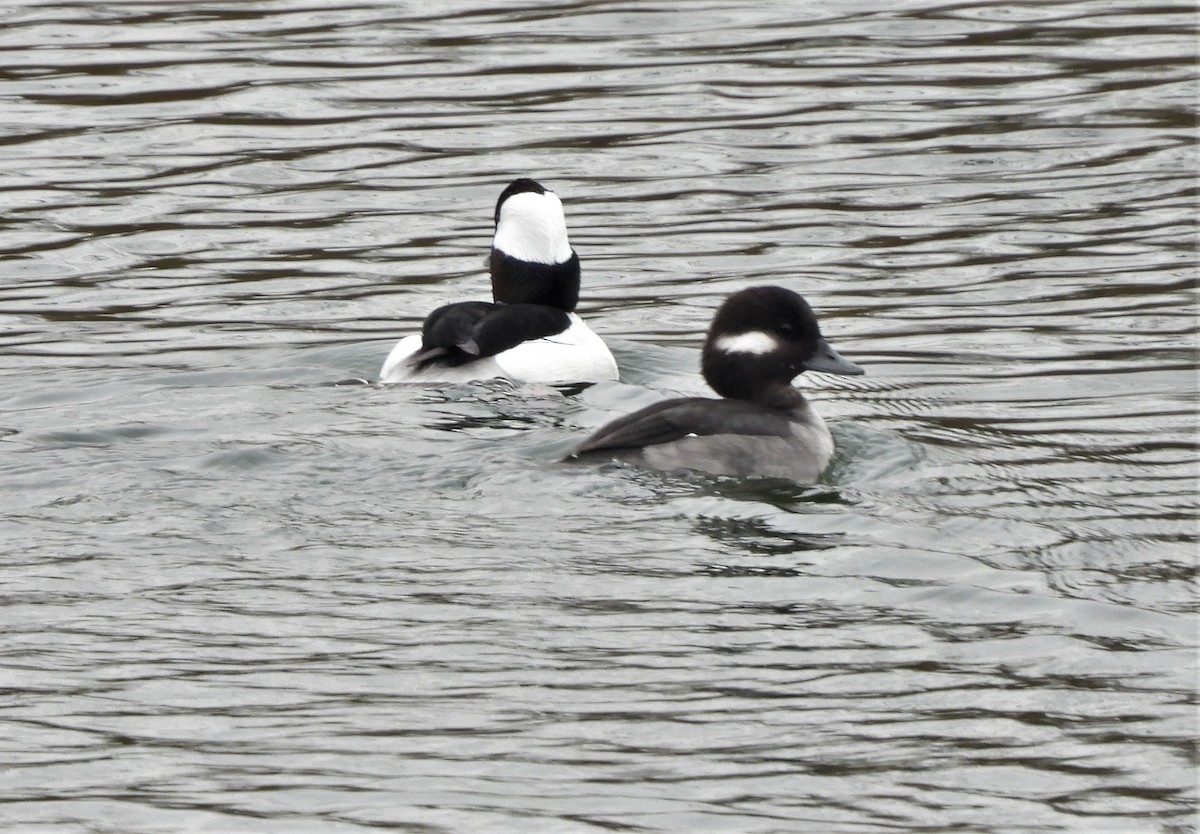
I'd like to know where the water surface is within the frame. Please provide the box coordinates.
[1,1,1196,832]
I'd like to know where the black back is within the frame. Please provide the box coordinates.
[410,300,571,371]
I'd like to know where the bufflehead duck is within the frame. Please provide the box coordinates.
[379,178,618,384]
[567,286,863,482]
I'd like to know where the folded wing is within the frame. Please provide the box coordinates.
[571,397,793,456]
[409,301,571,371]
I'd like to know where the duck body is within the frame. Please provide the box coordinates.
[569,286,862,482]
[379,178,617,385]
[380,311,617,385]
[572,390,835,482]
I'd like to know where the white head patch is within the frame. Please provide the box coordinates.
[714,330,779,355]
[492,190,573,265]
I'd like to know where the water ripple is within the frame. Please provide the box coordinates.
[0,0,1196,832]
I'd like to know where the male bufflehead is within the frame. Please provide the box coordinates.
[567,286,863,482]
[379,178,618,384]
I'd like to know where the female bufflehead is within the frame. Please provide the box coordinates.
[567,286,863,482]
[379,178,618,384]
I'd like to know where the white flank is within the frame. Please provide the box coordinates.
[713,330,778,355]
[492,190,573,265]
[378,315,617,384]
[494,314,618,383]
[378,333,424,382]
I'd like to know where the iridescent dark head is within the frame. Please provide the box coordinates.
[489,178,579,310]
[701,286,863,400]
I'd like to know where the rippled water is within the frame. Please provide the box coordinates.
[1,1,1196,831]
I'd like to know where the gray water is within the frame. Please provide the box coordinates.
[1,1,1196,832]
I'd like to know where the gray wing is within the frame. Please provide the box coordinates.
[570,397,792,456]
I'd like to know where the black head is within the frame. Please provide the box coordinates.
[494,178,547,226]
[700,286,863,401]
[488,177,580,310]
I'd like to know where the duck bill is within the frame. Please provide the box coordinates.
[804,339,864,376]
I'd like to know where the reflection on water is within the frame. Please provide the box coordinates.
[0,0,1196,831]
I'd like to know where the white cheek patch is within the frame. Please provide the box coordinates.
[492,191,573,265]
[714,330,779,355]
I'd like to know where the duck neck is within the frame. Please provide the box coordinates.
[748,382,810,412]
[488,248,580,310]
[702,349,808,409]
[709,370,809,412]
